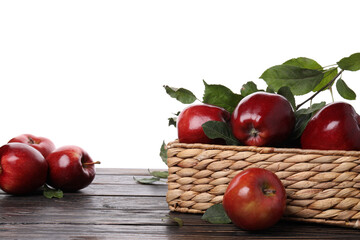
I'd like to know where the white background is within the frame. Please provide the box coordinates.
[0,1,359,169]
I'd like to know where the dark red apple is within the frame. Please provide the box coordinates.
[46,145,100,192]
[0,143,48,195]
[231,92,295,146]
[8,134,56,158]
[222,168,286,231]
[177,104,230,144]
[301,102,360,151]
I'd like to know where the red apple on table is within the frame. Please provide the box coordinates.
[301,102,360,151]
[222,168,286,231]
[8,134,56,158]
[231,92,295,146]
[46,145,100,192]
[0,143,48,195]
[177,104,231,144]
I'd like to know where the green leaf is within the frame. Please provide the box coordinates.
[164,85,197,104]
[201,204,232,224]
[240,81,259,97]
[133,176,160,184]
[290,102,326,142]
[336,79,356,100]
[163,215,184,227]
[337,53,360,71]
[202,121,240,146]
[149,170,168,179]
[260,65,324,95]
[202,80,242,113]
[160,141,168,165]
[168,111,180,127]
[283,57,322,70]
[43,185,63,199]
[296,102,326,115]
[277,86,296,110]
[312,67,338,92]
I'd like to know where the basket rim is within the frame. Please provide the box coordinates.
[168,140,360,157]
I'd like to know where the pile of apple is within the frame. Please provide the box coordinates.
[166,53,360,231]
[177,92,360,151]
[0,134,99,196]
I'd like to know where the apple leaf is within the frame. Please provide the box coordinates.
[201,204,232,224]
[164,85,197,104]
[290,102,326,142]
[160,141,168,165]
[283,57,322,70]
[240,81,260,97]
[43,185,63,199]
[296,101,326,115]
[149,169,168,179]
[312,67,338,92]
[163,214,184,227]
[259,65,324,95]
[202,80,242,113]
[337,52,360,71]
[277,86,296,110]
[202,121,240,146]
[168,111,180,127]
[336,79,356,100]
[133,176,160,184]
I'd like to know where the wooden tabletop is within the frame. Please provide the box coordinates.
[1,168,360,239]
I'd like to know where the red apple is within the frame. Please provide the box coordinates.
[231,92,295,146]
[222,168,286,231]
[46,145,99,192]
[0,143,48,195]
[177,104,230,144]
[8,134,56,158]
[301,102,360,151]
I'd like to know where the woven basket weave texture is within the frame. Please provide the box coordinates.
[166,141,360,229]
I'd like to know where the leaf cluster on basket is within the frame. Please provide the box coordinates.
[164,52,360,151]
[163,52,360,231]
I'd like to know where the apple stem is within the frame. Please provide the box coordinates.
[296,69,344,110]
[263,188,276,196]
[83,161,101,166]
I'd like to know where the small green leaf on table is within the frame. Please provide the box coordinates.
[43,185,63,199]
[201,203,232,224]
[149,170,168,179]
[163,214,184,227]
[133,176,160,184]
[336,79,356,100]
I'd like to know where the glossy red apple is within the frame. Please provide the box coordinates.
[177,104,231,144]
[8,134,56,158]
[46,145,100,192]
[301,102,360,151]
[222,168,286,231]
[231,92,295,146]
[0,143,48,195]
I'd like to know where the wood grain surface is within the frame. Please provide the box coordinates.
[0,168,359,239]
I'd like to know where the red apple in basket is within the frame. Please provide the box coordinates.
[231,92,295,147]
[46,145,100,192]
[0,143,48,195]
[222,168,286,231]
[177,104,230,144]
[301,102,360,151]
[8,134,56,158]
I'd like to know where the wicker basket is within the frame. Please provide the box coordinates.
[166,141,360,229]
